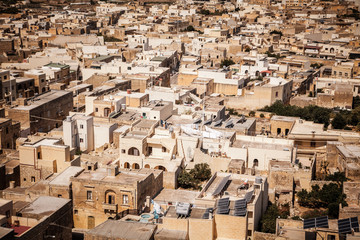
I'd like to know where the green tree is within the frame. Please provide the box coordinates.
[331,113,346,129]
[185,25,195,32]
[178,169,196,189]
[189,163,211,182]
[260,203,289,233]
[220,59,235,68]
[249,111,255,117]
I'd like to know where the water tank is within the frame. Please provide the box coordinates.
[255,176,262,184]
[66,116,72,122]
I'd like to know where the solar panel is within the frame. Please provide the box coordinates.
[212,175,231,196]
[303,218,316,229]
[214,119,222,126]
[202,212,209,219]
[338,217,359,235]
[193,118,202,124]
[245,190,254,203]
[217,206,230,214]
[234,199,247,209]
[217,198,230,208]
[204,119,212,125]
[234,209,247,216]
[304,216,329,229]
[351,217,359,231]
[316,216,329,228]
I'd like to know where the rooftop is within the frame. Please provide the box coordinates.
[73,167,151,185]
[86,220,157,240]
[19,196,70,219]
[12,90,72,111]
[49,166,84,186]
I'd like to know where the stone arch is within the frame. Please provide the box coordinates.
[154,165,167,171]
[132,163,140,169]
[124,162,130,169]
[128,147,140,156]
[105,190,116,204]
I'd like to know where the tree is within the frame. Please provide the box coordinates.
[178,164,212,189]
[260,113,265,118]
[260,203,289,233]
[296,183,347,218]
[270,30,283,37]
[185,25,195,32]
[331,113,346,129]
[220,59,235,68]
[178,169,196,189]
[190,163,211,182]
[249,111,255,117]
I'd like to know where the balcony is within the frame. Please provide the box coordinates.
[102,202,118,212]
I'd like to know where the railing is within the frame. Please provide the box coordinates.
[102,202,118,212]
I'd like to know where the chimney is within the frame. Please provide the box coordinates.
[16,98,27,106]
[107,165,119,176]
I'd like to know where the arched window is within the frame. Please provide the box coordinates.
[124,162,130,168]
[253,159,259,167]
[105,190,116,204]
[128,147,139,156]
[155,165,167,171]
[132,163,140,169]
[144,164,150,168]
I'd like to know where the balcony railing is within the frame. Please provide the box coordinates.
[102,202,118,212]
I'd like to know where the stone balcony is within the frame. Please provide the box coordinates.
[102,202,118,212]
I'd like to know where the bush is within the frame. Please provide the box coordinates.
[331,113,347,129]
[177,163,212,190]
[249,111,255,117]
[260,202,289,233]
[296,183,347,218]
[260,113,265,118]
[220,59,235,68]
[260,101,331,127]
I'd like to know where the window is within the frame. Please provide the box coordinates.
[162,147,166,152]
[275,91,278,97]
[122,194,129,204]
[31,176,35,182]
[95,108,98,112]
[88,166,92,171]
[253,159,259,167]
[37,152,41,159]
[58,194,62,198]
[87,191,93,200]
[4,75,7,80]
[327,235,335,240]
[41,79,45,83]
[80,124,84,129]
[23,178,26,182]
[74,210,78,215]
[311,141,316,147]
[121,149,126,154]
[127,66,132,70]
[80,138,84,143]
[5,127,8,134]
[6,210,10,218]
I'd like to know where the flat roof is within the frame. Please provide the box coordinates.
[86,220,156,240]
[20,196,70,219]
[49,166,84,186]
[154,189,199,205]
[74,167,150,184]
[12,90,72,111]
[43,63,69,69]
